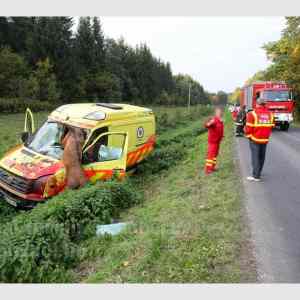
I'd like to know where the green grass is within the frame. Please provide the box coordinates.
[73,112,255,283]
[0,112,48,158]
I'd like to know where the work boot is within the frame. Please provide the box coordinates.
[246,176,261,182]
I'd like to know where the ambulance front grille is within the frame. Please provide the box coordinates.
[0,167,33,194]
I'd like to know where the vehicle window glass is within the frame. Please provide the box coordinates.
[98,145,122,161]
[28,122,65,159]
[262,90,289,102]
[85,133,125,163]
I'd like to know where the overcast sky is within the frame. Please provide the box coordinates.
[97,17,285,93]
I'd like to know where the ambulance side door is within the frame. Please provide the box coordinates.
[24,108,36,134]
[82,132,128,182]
[21,108,36,143]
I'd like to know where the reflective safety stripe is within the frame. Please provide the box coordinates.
[246,111,274,143]
[246,122,274,128]
[206,159,216,164]
[206,163,213,167]
[250,111,274,127]
[249,135,269,143]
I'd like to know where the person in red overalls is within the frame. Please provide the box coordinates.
[204,106,224,174]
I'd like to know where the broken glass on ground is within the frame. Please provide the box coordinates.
[96,222,129,236]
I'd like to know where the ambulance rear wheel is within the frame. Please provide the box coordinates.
[280,122,289,131]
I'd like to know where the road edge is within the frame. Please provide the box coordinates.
[233,135,258,282]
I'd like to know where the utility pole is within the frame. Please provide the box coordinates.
[188,82,191,111]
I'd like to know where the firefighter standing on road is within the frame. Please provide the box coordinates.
[204,106,224,175]
[244,98,275,181]
[235,105,246,137]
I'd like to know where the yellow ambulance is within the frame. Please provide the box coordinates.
[0,103,156,207]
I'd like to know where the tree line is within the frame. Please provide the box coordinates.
[0,17,210,107]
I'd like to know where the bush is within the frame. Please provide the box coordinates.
[136,143,187,175]
[138,110,207,175]
[155,105,212,134]
[0,179,141,282]
[0,201,18,225]
[0,222,78,283]
[12,180,141,241]
[0,98,56,113]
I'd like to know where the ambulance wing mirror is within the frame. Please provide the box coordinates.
[21,108,36,144]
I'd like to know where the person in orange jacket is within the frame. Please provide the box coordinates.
[244,98,275,181]
[204,106,224,174]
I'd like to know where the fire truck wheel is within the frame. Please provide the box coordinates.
[280,122,290,131]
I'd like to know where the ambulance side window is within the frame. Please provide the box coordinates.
[82,127,108,164]
[100,133,125,161]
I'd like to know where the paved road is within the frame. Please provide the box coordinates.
[236,127,300,282]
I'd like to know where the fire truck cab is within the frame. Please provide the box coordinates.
[241,81,295,131]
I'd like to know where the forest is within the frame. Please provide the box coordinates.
[0,17,213,111]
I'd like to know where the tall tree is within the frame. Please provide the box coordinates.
[92,17,105,71]
[75,17,95,74]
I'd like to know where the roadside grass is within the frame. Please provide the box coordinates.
[76,112,254,283]
[0,112,48,158]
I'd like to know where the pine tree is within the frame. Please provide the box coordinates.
[92,17,105,71]
[75,17,95,74]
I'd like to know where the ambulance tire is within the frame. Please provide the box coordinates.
[280,122,289,131]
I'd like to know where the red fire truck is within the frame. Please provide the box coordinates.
[240,81,295,131]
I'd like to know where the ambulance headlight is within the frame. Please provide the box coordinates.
[84,111,106,121]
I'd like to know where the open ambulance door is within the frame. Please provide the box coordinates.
[21,108,36,143]
[82,131,129,182]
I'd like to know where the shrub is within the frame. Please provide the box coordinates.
[0,98,56,113]
[0,180,141,282]
[0,222,78,283]
[136,143,187,175]
[0,200,18,225]
[157,112,169,133]
[12,180,141,241]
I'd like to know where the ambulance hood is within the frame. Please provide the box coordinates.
[0,146,63,180]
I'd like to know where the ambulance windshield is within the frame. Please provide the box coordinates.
[27,121,65,159]
[262,90,290,102]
